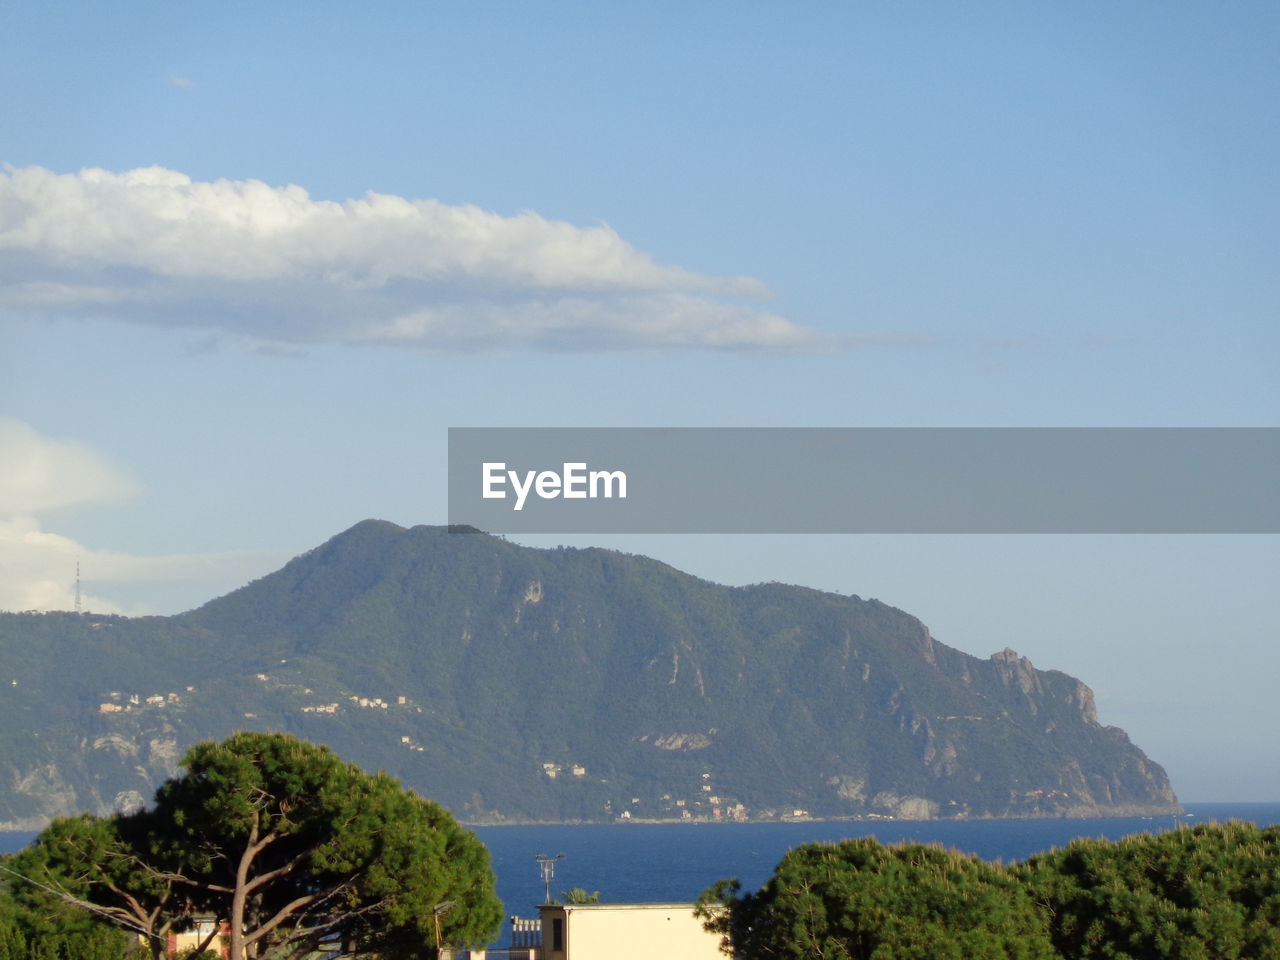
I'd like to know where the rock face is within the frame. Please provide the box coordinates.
[0,521,1181,828]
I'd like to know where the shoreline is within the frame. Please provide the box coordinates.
[462,805,1190,828]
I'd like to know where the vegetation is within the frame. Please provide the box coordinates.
[700,822,1280,960]
[699,838,1055,960]
[4,732,501,959]
[0,520,1179,828]
[0,861,131,960]
[8,776,1280,960]
[556,888,601,904]
[1015,821,1280,959]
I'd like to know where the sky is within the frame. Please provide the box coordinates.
[1,1,1277,801]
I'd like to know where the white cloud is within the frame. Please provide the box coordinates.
[0,418,139,514]
[0,418,279,614]
[0,165,827,351]
[0,514,282,615]
[358,293,814,351]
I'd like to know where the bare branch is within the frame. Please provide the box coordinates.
[195,920,225,956]
[242,893,319,947]
[242,847,314,894]
[254,896,393,960]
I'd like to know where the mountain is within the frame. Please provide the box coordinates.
[0,520,1180,829]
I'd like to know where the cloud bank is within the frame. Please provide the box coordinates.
[0,418,139,514]
[0,419,280,614]
[0,165,823,351]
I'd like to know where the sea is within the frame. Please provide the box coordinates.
[6,802,1279,945]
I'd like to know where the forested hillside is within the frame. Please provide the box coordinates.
[0,521,1180,828]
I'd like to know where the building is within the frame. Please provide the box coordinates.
[534,903,722,960]
[152,918,230,958]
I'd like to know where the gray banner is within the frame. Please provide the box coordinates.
[447,428,1279,533]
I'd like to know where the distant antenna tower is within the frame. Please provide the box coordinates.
[535,853,566,904]
[74,561,82,614]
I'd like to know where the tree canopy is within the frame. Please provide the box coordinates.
[557,888,601,904]
[0,851,131,960]
[7,731,502,959]
[699,837,1056,960]
[1014,821,1280,959]
[700,824,1280,960]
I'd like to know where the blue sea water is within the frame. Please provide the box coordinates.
[6,803,1279,944]
[474,803,1280,921]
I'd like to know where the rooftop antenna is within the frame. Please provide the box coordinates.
[535,853,566,904]
[74,561,82,615]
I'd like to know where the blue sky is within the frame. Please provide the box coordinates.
[1,1,1277,801]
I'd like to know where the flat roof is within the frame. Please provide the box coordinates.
[538,903,699,910]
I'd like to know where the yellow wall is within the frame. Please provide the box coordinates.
[539,903,722,960]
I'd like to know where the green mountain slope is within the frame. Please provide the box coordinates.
[0,521,1180,828]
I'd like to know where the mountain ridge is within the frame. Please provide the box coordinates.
[0,520,1180,829]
